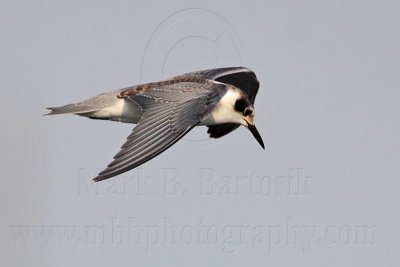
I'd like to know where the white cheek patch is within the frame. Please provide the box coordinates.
[200,88,244,125]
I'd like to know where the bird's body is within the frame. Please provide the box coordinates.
[46,67,264,181]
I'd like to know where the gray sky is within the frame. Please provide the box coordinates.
[1,1,399,266]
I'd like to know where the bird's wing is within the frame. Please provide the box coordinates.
[176,67,260,139]
[175,67,259,104]
[93,81,227,181]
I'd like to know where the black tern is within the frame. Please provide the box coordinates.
[46,67,264,181]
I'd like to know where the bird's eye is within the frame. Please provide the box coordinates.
[234,98,247,113]
[244,108,252,116]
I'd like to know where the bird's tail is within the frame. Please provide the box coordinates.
[45,103,100,116]
[44,91,119,116]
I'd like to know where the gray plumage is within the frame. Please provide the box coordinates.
[46,91,120,116]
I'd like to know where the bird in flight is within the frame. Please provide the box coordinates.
[46,67,264,181]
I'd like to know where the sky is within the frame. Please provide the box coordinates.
[1,0,399,266]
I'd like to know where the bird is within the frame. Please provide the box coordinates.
[46,67,264,181]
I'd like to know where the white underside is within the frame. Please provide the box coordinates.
[90,99,141,123]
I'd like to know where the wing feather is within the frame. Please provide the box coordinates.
[93,81,227,181]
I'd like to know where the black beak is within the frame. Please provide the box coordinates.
[245,120,265,149]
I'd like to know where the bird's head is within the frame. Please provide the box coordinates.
[233,95,265,149]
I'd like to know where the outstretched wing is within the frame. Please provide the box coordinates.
[177,67,260,139]
[93,81,227,181]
